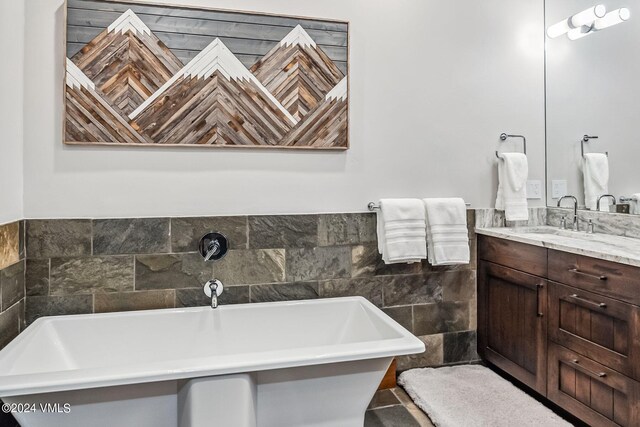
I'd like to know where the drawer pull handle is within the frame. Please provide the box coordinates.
[536,284,544,317]
[571,359,607,378]
[569,294,607,309]
[568,268,608,281]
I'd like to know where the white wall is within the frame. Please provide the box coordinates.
[0,1,25,224]
[22,0,546,218]
[546,0,640,208]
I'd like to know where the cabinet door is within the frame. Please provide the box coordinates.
[478,261,548,395]
[548,343,640,427]
[549,282,640,381]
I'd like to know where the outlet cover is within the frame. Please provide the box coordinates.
[526,180,542,199]
[552,180,568,199]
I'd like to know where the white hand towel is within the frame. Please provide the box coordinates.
[630,194,640,215]
[423,198,470,266]
[496,153,529,221]
[376,199,426,264]
[583,153,609,211]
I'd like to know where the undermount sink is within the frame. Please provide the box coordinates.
[509,226,596,237]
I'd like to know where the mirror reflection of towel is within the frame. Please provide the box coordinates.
[583,153,609,211]
[630,194,640,215]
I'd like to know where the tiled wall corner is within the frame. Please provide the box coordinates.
[18,211,480,368]
[0,221,26,350]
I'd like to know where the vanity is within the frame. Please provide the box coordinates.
[476,226,640,427]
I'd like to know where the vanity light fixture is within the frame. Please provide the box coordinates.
[594,7,631,30]
[547,5,606,38]
[567,25,594,40]
[568,7,630,40]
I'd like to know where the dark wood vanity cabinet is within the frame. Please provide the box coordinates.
[478,261,548,395]
[478,235,640,427]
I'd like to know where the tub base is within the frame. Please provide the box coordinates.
[6,357,392,427]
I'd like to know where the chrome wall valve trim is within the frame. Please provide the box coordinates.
[199,233,228,262]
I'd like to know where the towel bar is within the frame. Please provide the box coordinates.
[496,133,527,158]
[581,135,608,158]
[368,202,471,211]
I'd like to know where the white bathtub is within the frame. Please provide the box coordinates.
[0,297,424,427]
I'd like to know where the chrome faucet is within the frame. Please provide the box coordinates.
[596,194,616,212]
[204,279,223,309]
[557,195,579,231]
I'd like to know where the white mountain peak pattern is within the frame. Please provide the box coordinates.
[326,77,347,102]
[66,10,347,148]
[280,25,317,49]
[65,58,95,91]
[107,9,151,36]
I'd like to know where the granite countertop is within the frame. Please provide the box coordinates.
[475,226,640,268]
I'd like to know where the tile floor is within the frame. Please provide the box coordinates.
[365,387,434,427]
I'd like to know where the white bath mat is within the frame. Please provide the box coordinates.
[398,365,572,427]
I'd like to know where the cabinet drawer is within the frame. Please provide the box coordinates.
[549,282,640,381]
[548,343,640,427]
[478,235,547,277]
[549,250,640,306]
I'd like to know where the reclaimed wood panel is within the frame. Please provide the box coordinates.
[251,38,344,121]
[132,72,294,145]
[66,0,348,74]
[71,25,183,115]
[65,0,349,149]
[68,42,349,75]
[66,83,150,144]
[67,0,349,32]
[67,9,348,47]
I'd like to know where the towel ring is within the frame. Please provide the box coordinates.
[496,133,527,158]
[581,135,608,158]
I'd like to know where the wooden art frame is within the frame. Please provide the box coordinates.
[63,0,350,150]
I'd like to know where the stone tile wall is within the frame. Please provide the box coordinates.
[0,221,25,350]
[14,212,479,369]
[547,207,640,238]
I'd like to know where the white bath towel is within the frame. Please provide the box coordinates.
[630,194,640,215]
[376,199,426,264]
[583,153,610,211]
[423,198,470,266]
[496,153,529,221]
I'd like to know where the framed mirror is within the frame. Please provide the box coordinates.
[545,0,639,213]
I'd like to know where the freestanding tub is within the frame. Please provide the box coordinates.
[0,297,424,427]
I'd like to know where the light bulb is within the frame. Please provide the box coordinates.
[594,8,631,30]
[547,19,572,38]
[571,4,607,27]
[567,26,593,40]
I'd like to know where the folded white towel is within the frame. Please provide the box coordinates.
[423,198,470,266]
[376,199,426,264]
[630,194,640,215]
[496,153,529,221]
[583,153,609,211]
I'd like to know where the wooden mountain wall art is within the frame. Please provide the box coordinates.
[64,0,349,149]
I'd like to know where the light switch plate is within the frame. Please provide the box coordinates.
[526,180,542,199]
[552,180,568,199]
